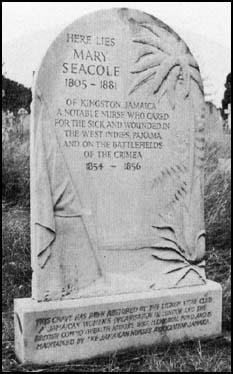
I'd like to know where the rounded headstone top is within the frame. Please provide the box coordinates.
[35,7,203,106]
[18,108,28,116]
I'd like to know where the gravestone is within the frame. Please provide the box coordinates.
[218,158,231,173]
[5,110,15,139]
[6,110,15,129]
[14,8,222,366]
[205,101,224,143]
[17,108,29,137]
[17,108,30,138]
[224,103,231,131]
[2,125,9,143]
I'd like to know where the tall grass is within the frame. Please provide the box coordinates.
[2,210,31,311]
[2,123,30,207]
[204,139,231,250]
[203,137,231,330]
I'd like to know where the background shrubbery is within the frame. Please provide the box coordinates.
[2,75,32,115]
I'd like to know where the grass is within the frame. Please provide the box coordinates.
[1,333,231,372]
[204,140,231,250]
[2,132,231,371]
[2,121,30,208]
[2,209,31,312]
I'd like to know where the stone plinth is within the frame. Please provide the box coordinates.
[15,280,222,366]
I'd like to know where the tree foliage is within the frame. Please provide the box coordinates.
[2,74,32,114]
[221,72,231,119]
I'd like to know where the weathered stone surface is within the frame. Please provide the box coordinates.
[31,8,207,301]
[14,280,222,365]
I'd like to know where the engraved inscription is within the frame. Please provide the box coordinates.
[34,295,213,350]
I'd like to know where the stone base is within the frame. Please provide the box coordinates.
[14,280,222,366]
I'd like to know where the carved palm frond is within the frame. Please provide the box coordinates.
[127,15,206,281]
[129,20,203,106]
[152,197,206,265]
[194,108,206,169]
[150,244,206,285]
[150,108,206,264]
[152,163,188,210]
[152,217,188,256]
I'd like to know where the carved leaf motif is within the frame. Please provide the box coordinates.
[152,163,188,211]
[174,267,206,285]
[194,109,206,169]
[129,20,203,105]
[127,15,206,282]
[153,203,206,264]
[151,246,188,262]
[151,245,206,284]
[151,103,206,265]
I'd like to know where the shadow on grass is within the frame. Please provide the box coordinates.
[2,326,231,372]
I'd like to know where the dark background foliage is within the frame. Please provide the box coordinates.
[2,75,32,114]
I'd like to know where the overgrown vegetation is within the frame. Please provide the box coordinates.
[204,138,231,250]
[221,72,231,120]
[2,210,31,311]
